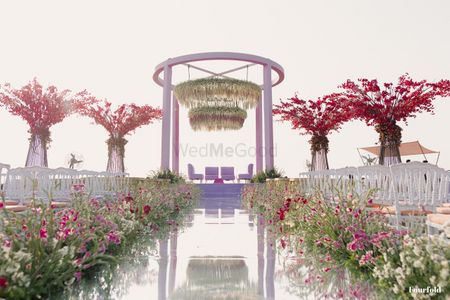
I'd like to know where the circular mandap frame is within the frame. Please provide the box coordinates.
[153,52,285,173]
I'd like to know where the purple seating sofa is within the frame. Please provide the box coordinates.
[221,167,235,182]
[238,163,254,182]
[188,163,204,182]
[205,167,219,181]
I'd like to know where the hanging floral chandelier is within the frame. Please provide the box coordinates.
[188,106,247,131]
[174,78,262,109]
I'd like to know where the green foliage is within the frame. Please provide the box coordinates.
[250,168,283,183]
[149,169,186,184]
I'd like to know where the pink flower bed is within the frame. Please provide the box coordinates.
[0,181,198,299]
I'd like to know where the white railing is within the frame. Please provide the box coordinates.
[298,163,450,227]
[0,163,10,188]
[3,166,129,204]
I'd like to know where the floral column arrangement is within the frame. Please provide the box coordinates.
[273,94,352,171]
[340,74,450,165]
[77,100,162,173]
[0,78,89,167]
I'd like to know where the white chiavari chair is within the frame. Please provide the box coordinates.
[389,162,446,229]
[334,167,358,198]
[356,165,393,206]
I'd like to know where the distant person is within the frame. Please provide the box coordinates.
[69,154,83,169]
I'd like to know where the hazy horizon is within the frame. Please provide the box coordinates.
[1,0,449,177]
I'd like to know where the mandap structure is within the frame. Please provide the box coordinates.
[153,52,284,174]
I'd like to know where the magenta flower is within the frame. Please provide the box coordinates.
[124,194,134,203]
[106,231,121,245]
[277,208,286,220]
[353,230,368,241]
[39,227,48,239]
[347,239,364,252]
[3,240,11,248]
[370,231,390,247]
[359,251,374,266]
[74,271,82,281]
[143,205,151,215]
[0,276,8,288]
[73,212,79,222]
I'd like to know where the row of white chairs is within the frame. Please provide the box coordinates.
[2,166,129,204]
[299,163,450,227]
[300,163,449,205]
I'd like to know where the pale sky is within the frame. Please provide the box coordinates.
[0,0,449,177]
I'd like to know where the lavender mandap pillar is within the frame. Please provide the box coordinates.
[255,97,263,173]
[263,63,274,170]
[161,63,172,170]
[172,95,180,174]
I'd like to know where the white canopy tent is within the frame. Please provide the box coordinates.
[358,140,440,165]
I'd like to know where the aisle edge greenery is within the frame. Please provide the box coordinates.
[0,180,199,299]
[242,181,450,299]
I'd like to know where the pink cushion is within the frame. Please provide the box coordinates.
[436,207,450,214]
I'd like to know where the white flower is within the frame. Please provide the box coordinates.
[440,268,449,281]
[399,251,406,265]
[69,246,75,257]
[6,262,20,274]
[58,246,69,257]
[430,275,437,285]
[14,250,31,261]
[413,260,424,269]
[373,267,381,278]
[392,284,399,294]
[438,281,448,289]
[412,245,421,256]
[406,267,412,276]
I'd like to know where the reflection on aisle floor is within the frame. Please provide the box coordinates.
[64,206,375,299]
[118,208,297,300]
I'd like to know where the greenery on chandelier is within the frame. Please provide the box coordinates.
[174,78,262,109]
[188,106,247,131]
